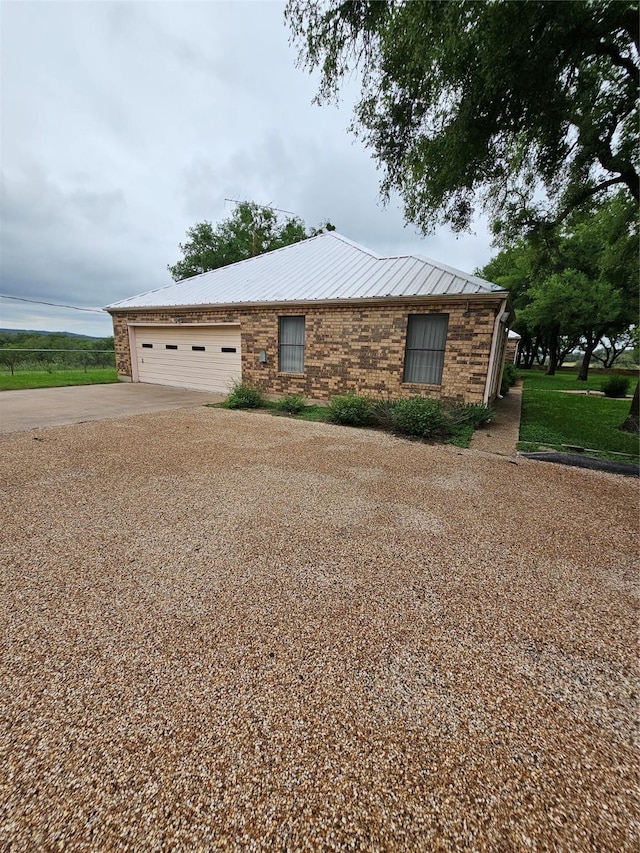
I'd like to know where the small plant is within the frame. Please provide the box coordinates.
[391,396,450,439]
[370,398,398,431]
[276,394,306,415]
[601,375,631,398]
[501,362,519,396]
[328,393,374,426]
[225,380,264,409]
[448,403,495,429]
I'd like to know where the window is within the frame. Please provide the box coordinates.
[165,344,178,350]
[403,314,448,385]
[142,343,153,349]
[192,346,205,352]
[221,347,236,353]
[279,316,305,373]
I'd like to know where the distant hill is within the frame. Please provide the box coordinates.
[0,329,101,340]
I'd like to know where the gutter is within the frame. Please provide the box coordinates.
[483,298,510,404]
[104,292,505,314]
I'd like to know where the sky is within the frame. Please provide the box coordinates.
[0,0,495,338]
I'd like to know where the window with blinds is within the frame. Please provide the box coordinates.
[403,314,448,385]
[278,316,305,373]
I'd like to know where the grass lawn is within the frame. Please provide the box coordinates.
[519,370,639,462]
[0,368,118,391]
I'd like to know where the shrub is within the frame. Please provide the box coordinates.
[448,403,495,429]
[276,394,306,415]
[601,375,631,398]
[391,396,450,439]
[370,398,398,431]
[328,393,374,426]
[225,381,264,409]
[501,362,519,396]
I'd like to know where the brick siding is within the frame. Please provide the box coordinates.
[110,298,505,404]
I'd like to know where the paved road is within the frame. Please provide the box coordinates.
[0,382,223,433]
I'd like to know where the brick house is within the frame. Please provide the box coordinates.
[105,232,512,404]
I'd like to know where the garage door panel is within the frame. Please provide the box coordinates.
[132,326,241,393]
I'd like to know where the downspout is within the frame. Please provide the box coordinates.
[483,298,509,404]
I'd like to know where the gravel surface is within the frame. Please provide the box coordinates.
[1,408,638,851]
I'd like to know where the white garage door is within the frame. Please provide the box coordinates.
[132,325,241,393]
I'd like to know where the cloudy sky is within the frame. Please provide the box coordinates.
[1,0,494,337]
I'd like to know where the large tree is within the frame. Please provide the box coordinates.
[479,192,638,379]
[287,0,638,237]
[168,202,333,281]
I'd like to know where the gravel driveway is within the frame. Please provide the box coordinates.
[1,408,638,851]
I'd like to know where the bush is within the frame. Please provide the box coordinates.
[601,375,631,398]
[370,398,398,431]
[225,381,264,409]
[448,403,495,429]
[501,362,519,396]
[276,394,306,414]
[391,396,450,439]
[328,393,374,426]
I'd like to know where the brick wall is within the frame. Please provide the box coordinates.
[110,297,505,403]
[505,338,519,365]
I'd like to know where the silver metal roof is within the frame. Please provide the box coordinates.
[105,231,504,311]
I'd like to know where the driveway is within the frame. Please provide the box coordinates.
[1,409,637,851]
[0,382,224,433]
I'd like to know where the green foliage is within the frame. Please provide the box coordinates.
[478,192,639,379]
[448,403,495,430]
[294,404,330,422]
[520,372,639,461]
[601,375,631,398]
[370,398,398,431]
[0,330,115,372]
[501,363,519,396]
[225,381,264,409]
[327,394,374,426]
[215,386,497,446]
[276,394,306,414]
[168,202,335,281]
[326,393,495,442]
[287,1,638,237]
[0,369,118,391]
[390,397,450,440]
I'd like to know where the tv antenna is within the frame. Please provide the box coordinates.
[224,198,295,216]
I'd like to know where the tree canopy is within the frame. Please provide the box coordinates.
[287,0,639,237]
[479,191,638,378]
[168,202,334,281]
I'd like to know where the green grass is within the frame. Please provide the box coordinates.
[519,370,639,462]
[206,399,331,421]
[292,404,331,422]
[0,368,118,391]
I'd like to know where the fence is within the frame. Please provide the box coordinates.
[0,348,116,374]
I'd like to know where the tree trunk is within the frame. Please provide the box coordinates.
[578,340,597,381]
[619,383,639,433]
[546,331,558,376]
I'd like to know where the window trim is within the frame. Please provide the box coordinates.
[402,313,448,386]
[278,315,305,374]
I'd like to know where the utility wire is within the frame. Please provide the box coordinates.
[0,294,106,314]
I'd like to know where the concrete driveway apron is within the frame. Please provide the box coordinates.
[0,383,224,433]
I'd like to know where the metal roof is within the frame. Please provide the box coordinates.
[105,231,504,311]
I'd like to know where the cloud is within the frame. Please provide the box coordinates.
[0,1,495,336]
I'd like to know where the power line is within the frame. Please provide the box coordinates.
[0,294,106,314]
